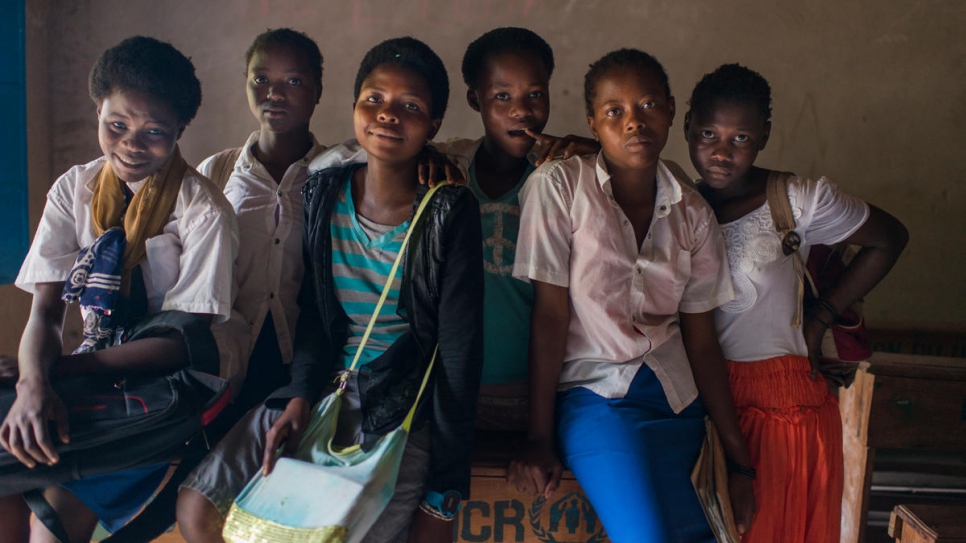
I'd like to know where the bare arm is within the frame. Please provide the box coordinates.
[680,310,756,534]
[804,205,908,372]
[0,282,69,467]
[53,332,190,377]
[508,280,569,497]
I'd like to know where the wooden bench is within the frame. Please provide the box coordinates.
[839,353,966,543]
[889,504,966,542]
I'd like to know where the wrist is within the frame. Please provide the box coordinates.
[421,490,461,519]
[726,458,757,480]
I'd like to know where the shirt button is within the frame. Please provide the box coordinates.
[623,220,629,226]
[276,189,283,196]
[659,205,667,212]
[274,238,280,244]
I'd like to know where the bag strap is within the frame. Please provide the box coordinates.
[211,147,242,191]
[764,170,813,328]
[23,490,72,543]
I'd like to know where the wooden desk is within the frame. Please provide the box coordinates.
[888,504,966,542]
[839,353,966,543]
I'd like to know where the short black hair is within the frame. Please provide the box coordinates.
[245,28,323,91]
[686,63,772,125]
[461,27,555,88]
[353,37,449,120]
[89,36,202,125]
[583,48,670,117]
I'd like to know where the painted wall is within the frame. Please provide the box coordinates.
[4,0,963,353]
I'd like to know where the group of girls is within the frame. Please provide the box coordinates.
[2,22,906,543]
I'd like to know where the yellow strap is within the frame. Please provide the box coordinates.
[341,182,449,388]
[402,346,438,432]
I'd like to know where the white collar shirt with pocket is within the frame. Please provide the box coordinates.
[513,153,734,413]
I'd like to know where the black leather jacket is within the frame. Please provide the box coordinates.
[269,164,484,496]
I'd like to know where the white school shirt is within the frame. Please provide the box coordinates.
[513,153,734,413]
[714,175,869,362]
[17,156,237,324]
[198,132,326,391]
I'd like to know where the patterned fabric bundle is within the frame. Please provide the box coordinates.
[61,227,127,353]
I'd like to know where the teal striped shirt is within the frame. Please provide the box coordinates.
[330,175,410,368]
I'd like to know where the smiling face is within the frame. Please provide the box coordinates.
[686,100,770,190]
[97,89,182,183]
[247,45,321,135]
[353,63,441,164]
[468,51,550,159]
[587,67,674,173]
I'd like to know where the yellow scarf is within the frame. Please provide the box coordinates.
[91,146,187,294]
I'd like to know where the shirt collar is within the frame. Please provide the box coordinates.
[239,131,326,170]
[593,153,682,219]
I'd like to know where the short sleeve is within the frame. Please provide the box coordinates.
[15,172,82,292]
[797,176,870,246]
[678,201,735,314]
[512,163,574,287]
[160,179,238,322]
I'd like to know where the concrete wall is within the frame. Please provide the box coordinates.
[4,0,963,352]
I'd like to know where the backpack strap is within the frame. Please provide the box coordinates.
[23,490,72,543]
[764,170,812,328]
[211,147,243,191]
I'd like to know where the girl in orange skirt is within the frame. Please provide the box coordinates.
[684,64,908,543]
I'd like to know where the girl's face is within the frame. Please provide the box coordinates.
[353,63,441,163]
[686,100,770,190]
[97,89,182,183]
[468,51,550,159]
[247,45,321,135]
[587,67,674,173]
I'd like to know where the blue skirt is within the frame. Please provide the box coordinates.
[556,364,714,543]
[60,463,168,533]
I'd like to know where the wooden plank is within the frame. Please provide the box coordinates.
[867,353,966,381]
[865,374,966,450]
[840,366,876,543]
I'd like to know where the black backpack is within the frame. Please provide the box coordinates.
[0,310,230,542]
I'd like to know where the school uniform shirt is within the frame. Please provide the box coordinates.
[197,132,325,390]
[714,175,869,362]
[17,156,237,323]
[513,153,734,413]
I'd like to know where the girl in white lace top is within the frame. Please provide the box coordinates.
[685,63,907,543]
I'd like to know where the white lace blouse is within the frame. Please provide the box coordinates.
[714,175,869,362]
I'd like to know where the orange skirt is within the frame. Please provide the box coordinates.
[728,355,843,543]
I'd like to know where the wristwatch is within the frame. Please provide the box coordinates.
[423,490,462,517]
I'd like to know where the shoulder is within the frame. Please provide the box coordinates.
[47,157,107,206]
[521,154,590,201]
[178,166,235,218]
[197,147,241,178]
[308,140,365,173]
[434,137,481,163]
[667,164,715,221]
[785,173,851,214]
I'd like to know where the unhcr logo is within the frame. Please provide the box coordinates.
[458,492,608,542]
[528,493,608,543]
